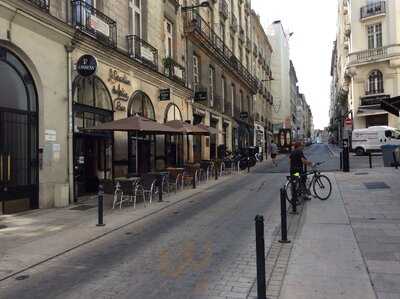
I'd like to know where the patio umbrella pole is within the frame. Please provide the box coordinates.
[187,134,189,163]
[136,131,138,174]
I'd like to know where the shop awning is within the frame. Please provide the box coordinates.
[86,115,181,134]
[381,97,400,117]
[165,120,209,135]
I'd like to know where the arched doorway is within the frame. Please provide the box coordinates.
[73,76,113,197]
[0,46,38,214]
[128,91,156,174]
[164,103,183,167]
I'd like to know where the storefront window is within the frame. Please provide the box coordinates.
[73,76,113,111]
[129,91,155,120]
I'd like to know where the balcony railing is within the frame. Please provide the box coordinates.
[71,0,117,48]
[26,0,49,11]
[127,35,158,71]
[349,46,391,65]
[163,57,186,86]
[360,1,386,19]
[230,15,238,32]
[219,0,228,19]
[184,10,258,92]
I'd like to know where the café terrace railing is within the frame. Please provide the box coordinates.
[184,10,258,93]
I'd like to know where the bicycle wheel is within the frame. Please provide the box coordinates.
[312,175,332,200]
[284,180,301,206]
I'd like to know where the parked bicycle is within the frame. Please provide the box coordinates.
[284,161,332,206]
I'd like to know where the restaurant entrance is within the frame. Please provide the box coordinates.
[72,76,114,199]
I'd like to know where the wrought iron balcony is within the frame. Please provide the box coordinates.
[71,0,117,48]
[230,15,238,32]
[184,10,258,92]
[163,57,186,86]
[26,0,49,11]
[127,35,158,71]
[360,1,386,20]
[219,0,228,19]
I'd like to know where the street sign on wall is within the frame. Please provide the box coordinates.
[159,89,170,101]
[344,118,352,130]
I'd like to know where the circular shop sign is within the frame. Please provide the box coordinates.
[76,54,97,77]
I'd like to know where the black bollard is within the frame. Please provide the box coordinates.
[192,173,196,189]
[343,139,350,173]
[248,158,250,173]
[255,215,266,299]
[279,188,291,244]
[393,152,399,169]
[96,184,105,227]
[369,153,372,169]
[215,166,218,180]
[340,152,343,170]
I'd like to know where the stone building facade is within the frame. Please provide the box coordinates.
[251,10,274,156]
[332,0,400,133]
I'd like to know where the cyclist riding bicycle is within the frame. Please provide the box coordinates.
[289,141,313,200]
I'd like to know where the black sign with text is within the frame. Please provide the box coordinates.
[77,55,97,77]
[240,112,249,119]
[194,91,207,101]
[159,89,170,101]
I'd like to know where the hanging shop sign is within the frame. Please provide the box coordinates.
[159,89,171,101]
[240,112,249,119]
[76,55,97,77]
[194,91,207,101]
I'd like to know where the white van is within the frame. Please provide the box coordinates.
[352,126,400,156]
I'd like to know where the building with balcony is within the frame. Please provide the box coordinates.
[266,20,292,136]
[183,0,258,159]
[0,0,193,213]
[333,0,400,131]
[250,10,273,156]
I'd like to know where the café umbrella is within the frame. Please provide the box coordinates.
[86,115,181,173]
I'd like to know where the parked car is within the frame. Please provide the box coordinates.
[352,126,400,156]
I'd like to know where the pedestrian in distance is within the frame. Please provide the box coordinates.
[289,141,313,200]
[270,140,278,167]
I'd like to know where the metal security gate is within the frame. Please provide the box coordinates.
[0,108,38,214]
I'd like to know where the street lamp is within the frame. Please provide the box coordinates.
[181,1,210,12]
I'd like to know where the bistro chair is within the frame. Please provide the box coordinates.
[139,174,159,205]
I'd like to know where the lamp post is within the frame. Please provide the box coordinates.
[181,1,210,12]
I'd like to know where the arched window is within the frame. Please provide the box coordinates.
[164,103,182,122]
[73,76,113,111]
[128,91,155,120]
[0,47,37,112]
[368,70,383,95]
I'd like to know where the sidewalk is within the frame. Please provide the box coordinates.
[278,167,400,299]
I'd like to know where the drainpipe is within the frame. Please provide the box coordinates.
[65,44,75,204]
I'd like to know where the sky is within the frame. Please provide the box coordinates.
[252,0,338,130]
